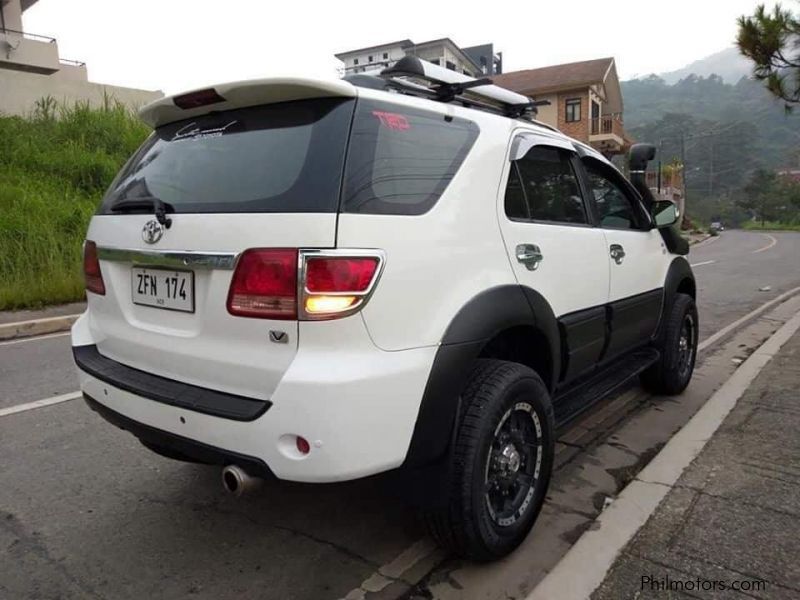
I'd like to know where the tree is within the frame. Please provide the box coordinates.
[737,169,794,225]
[737,4,800,110]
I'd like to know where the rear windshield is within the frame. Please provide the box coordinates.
[98,98,354,214]
[341,99,479,215]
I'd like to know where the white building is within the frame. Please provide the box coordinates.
[0,0,161,115]
[335,38,501,78]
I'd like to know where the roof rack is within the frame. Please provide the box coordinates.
[363,56,549,123]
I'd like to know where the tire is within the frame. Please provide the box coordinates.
[640,293,698,395]
[424,359,555,561]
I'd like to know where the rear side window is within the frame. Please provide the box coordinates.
[342,100,479,215]
[98,98,354,214]
[507,146,587,225]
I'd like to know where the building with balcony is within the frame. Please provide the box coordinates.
[335,38,501,78]
[493,57,631,156]
[0,0,161,115]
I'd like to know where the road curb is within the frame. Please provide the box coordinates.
[526,306,800,600]
[0,314,80,341]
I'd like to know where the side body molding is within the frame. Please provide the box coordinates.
[402,285,560,469]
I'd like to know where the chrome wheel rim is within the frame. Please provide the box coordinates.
[484,401,543,527]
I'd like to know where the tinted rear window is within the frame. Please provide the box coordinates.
[98,98,354,214]
[341,100,479,215]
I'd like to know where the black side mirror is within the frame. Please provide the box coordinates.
[652,200,680,228]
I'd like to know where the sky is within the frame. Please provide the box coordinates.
[23,0,768,95]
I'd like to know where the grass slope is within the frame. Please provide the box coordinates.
[0,99,149,310]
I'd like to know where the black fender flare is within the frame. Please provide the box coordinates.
[402,285,560,470]
[656,256,696,339]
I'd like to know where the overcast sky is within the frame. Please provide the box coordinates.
[24,0,766,94]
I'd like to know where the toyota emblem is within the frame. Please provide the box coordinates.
[142,219,164,244]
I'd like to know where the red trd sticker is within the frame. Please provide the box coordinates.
[372,111,410,131]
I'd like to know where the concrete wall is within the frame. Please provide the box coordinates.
[0,30,60,73]
[0,68,163,116]
[534,92,558,128]
[1,0,24,30]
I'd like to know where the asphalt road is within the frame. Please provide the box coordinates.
[1,230,798,600]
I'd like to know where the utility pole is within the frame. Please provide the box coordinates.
[708,135,714,197]
[657,140,663,194]
[679,133,687,228]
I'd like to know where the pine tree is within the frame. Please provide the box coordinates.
[737,4,800,110]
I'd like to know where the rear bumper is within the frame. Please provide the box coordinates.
[74,345,270,421]
[83,393,274,479]
[72,312,437,483]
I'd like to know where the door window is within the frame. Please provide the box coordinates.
[583,159,646,230]
[504,146,588,225]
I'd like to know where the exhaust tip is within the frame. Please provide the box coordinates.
[221,465,262,497]
[222,467,241,495]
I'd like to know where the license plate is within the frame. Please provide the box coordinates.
[131,267,194,313]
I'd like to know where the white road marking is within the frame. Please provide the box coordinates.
[753,233,778,254]
[0,391,82,418]
[690,260,716,268]
[527,307,800,600]
[0,331,71,347]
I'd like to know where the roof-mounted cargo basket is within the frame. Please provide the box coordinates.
[373,56,549,122]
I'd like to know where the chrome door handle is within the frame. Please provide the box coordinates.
[516,244,543,271]
[609,244,626,264]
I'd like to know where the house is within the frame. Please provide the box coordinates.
[492,57,631,155]
[461,43,502,76]
[0,0,161,115]
[335,38,501,78]
[777,168,800,184]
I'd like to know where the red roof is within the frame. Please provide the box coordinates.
[493,57,615,95]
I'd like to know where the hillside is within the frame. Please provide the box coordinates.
[621,72,800,222]
[655,47,752,85]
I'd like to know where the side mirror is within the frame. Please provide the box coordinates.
[652,200,679,228]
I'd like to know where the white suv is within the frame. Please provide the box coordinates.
[72,57,697,560]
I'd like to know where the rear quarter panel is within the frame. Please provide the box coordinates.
[336,94,518,351]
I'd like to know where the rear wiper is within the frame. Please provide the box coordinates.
[109,196,174,228]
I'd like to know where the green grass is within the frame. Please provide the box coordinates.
[741,220,800,231]
[0,97,150,310]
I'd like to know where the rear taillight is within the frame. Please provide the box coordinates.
[226,249,383,320]
[227,249,298,319]
[302,255,381,319]
[83,241,105,295]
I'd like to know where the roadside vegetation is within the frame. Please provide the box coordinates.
[741,220,800,231]
[0,97,149,310]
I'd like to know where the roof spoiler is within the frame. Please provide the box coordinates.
[139,77,357,129]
